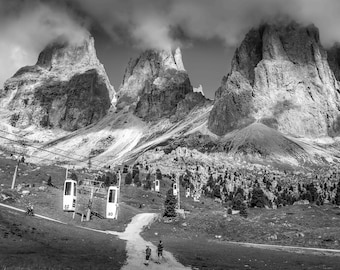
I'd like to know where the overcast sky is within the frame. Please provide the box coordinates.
[1,0,340,99]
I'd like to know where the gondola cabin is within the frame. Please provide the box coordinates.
[63,179,77,211]
[173,183,178,196]
[155,179,160,192]
[185,188,190,198]
[106,186,119,219]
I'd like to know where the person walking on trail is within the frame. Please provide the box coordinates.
[157,240,164,263]
[145,245,151,266]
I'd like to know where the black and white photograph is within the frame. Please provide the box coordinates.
[0,0,340,269]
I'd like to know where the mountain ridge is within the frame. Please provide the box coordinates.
[0,33,115,131]
[209,22,340,138]
[0,22,340,174]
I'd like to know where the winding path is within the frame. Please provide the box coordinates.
[108,213,191,270]
[2,203,340,269]
[0,203,190,269]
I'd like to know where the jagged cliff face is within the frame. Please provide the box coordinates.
[209,22,340,137]
[117,48,206,121]
[0,34,115,131]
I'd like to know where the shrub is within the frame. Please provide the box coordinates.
[104,175,111,187]
[335,182,340,205]
[144,179,152,190]
[70,172,78,181]
[132,165,139,179]
[239,203,248,218]
[156,168,162,180]
[125,172,132,185]
[143,173,152,190]
[10,113,20,127]
[111,173,118,185]
[207,174,215,189]
[232,193,244,210]
[250,187,269,208]
[306,183,318,203]
[133,173,141,187]
[213,185,221,199]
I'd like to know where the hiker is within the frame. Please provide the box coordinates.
[157,240,164,262]
[47,175,52,186]
[26,202,34,216]
[145,245,151,266]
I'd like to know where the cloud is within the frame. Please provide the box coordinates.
[2,0,340,87]
[74,0,340,49]
[0,0,88,87]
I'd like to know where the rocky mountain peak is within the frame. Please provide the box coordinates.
[1,33,115,131]
[35,35,101,73]
[118,48,187,104]
[117,47,206,120]
[173,47,185,71]
[209,22,340,137]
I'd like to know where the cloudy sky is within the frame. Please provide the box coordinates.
[1,0,339,99]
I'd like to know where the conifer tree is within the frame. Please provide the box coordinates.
[164,189,177,217]
[133,173,141,187]
[125,172,132,185]
[156,168,162,180]
[335,182,340,205]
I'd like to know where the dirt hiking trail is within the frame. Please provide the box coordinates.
[108,213,191,270]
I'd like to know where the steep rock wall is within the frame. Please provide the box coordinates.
[1,34,115,131]
[117,48,206,121]
[209,22,340,137]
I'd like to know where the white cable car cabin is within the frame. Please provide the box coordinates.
[185,187,190,198]
[155,179,160,192]
[106,186,119,219]
[63,179,77,211]
[173,183,178,196]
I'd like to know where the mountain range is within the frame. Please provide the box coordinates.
[1,21,340,177]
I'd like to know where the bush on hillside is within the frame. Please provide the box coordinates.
[335,182,340,205]
[232,193,244,210]
[156,168,162,180]
[143,173,152,190]
[132,164,139,179]
[133,173,141,187]
[213,185,221,199]
[239,203,248,218]
[250,187,269,208]
[125,172,132,185]
[70,172,78,181]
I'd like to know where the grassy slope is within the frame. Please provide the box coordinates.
[142,196,340,269]
[1,155,340,269]
[0,208,126,270]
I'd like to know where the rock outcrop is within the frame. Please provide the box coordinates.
[117,48,206,121]
[209,22,340,137]
[1,34,115,131]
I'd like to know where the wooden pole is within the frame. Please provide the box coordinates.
[177,174,181,210]
[86,186,94,221]
[73,181,77,220]
[118,170,122,191]
[116,171,122,220]
[11,159,20,189]
[65,165,69,179]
